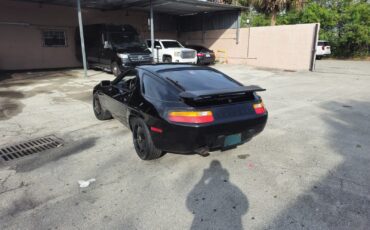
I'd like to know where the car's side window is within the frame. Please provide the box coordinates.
[154,41,162,49]
[146,40,162,49]
[158,41,164,49]
[142,74,178,101]
[113,70,137,91]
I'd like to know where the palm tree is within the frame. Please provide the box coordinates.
[251,0,289,25]
[288,0,305,11]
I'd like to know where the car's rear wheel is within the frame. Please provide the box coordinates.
[131,118,163,160]
[93,92,112,120]
[111,62,121,77]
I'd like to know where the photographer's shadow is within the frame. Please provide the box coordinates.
[186,160,249,230]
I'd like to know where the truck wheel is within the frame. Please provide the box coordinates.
[163,56,172,63]
[93,92,112,120]
[131,118,163,160]
[111,62,121,77]
[316,56,322,60]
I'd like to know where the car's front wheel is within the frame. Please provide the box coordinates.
[163,56,172,63]
[131,118,163,160]
[93,92,112,120]
[111,62,121,77]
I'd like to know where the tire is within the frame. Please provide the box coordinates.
[316,56,322,60]
[131,118,163,160]
[163,56,172,63]
[111,62,121,77]
[93,92,112,120]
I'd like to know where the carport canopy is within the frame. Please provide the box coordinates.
[19,0,243,14]
[16,0,244,77]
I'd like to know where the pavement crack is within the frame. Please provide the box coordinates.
[0,173,12,189]
[0,184,27,196]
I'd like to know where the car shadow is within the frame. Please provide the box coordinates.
[186,160,248,230]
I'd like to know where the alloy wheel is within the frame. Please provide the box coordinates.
[94,97,102,115]
[133,124,147,157]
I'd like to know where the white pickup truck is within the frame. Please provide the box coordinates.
[316,40,331,59]
[146,39,197,64]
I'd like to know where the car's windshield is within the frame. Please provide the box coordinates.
[162,41,183,48]
[109,32,148,51]
[160,69,241,91]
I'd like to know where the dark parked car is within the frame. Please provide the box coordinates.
[186,45,216,65]
[76,24,153,76]
[93,64,268,160]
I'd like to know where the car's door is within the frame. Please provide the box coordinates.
[104,69,138,125]
[147,40,162,63]
[156,41,165,62]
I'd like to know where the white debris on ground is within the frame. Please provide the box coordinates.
[77,178,96,188]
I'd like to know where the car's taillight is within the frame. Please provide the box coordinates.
[168,111,214,124]
[197,53,205,57]
[253,102,266,115]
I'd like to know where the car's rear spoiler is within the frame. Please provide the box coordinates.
[179,85,266,101]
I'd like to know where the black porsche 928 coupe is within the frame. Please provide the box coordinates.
[93,64,268,160]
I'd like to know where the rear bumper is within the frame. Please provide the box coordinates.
[316,51,331,56]
[198,56,216,64]
[151,113,268,154]
[121,60,153,67]
[173,58,197,64]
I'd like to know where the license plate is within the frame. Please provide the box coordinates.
[206,54,211,57]
[224,134,241,147]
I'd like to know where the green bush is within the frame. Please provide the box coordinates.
[241,12,271,27]
[240,0,370,57]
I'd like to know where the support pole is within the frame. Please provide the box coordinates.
[236,11,240,45]
[202,13,205,44]
[150,0,155,62]
[77,0,87,78]
[247,5,251,58]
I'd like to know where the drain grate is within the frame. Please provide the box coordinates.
[0,135,63,162]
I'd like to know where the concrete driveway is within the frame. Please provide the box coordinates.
[0,60,369,230]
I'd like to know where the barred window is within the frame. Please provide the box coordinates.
[42,30,66,47]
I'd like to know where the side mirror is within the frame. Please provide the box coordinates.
[104,41,112,49]
[100,80,111,87]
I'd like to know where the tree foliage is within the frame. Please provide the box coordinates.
[239,0,370,57]
[251,0,290,25]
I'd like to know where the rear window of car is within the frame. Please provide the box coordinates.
[142,74,178,101]
[159,69,241,91]
[188,46,209,52]
[318,41,329,46]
